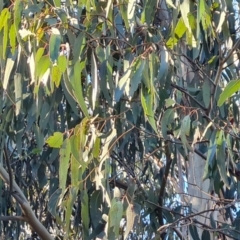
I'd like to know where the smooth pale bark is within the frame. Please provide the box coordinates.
[187,151,214,240]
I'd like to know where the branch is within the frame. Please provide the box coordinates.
[0,216,27,222]
[170,83,207,111]
[0,164,54,240]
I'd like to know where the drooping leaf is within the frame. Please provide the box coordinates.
[46,132,64,148]
[81,189,90,239]
[3,52,17,90]
[114,67,131,102]
[202,80,211,108]
[201,230,210,240]
[124,203,141,240]
[217,80,240,106]
[141,87,158,133]
[216,130,230,188]
[51,64,62,87]
[73,61,89,117]
[166,17,187,49]
[49,27,61,63]
[189,224,200,240]
[91,51,98,110]
[14,73,22,116]
[161,108,175,139]
[65,187,77,238]
[59,138,71,192]
[108,198,123,239]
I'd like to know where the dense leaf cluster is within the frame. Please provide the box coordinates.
[0,0,240,239]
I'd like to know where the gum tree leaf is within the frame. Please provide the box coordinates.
[59,138,71,192]
[91,51,98,110]
[108,199,123,239]
[49,27,61,63]
[216,130,230,188]
[14,73,22,116]
[46,132,64,148]
[114,67,131,102]
[202,80,211,108]
[73,61,89,117]
[218,80,240,106]
[161,108,175,139]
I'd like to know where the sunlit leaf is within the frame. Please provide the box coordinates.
[46,132,64,148]
[91,51,98,110]
[217,80,240,106]
[51,64,62,87]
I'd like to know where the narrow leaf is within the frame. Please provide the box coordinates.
[46,132,64,148]
[217,80,240,106]
[49,27,61,63]
[91,51,98,110]
[59,138,71,192]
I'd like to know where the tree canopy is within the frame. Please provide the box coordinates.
[1,0,240,239]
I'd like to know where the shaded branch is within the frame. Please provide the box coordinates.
[171,83,207,111]
[0,216,27,222]
[0,164,54,240]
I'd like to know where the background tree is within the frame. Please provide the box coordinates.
[0,0,240,239]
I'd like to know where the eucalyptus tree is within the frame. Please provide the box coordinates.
[0,0,240,239]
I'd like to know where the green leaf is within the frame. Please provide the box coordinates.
[9,24,16,55]
[58,55,68,73]
[14,73,22,116]
[127,0,136,33]
[216,130,230,188]
[181,115,191,136]
[129,59,145,96]
[73,61,89,117]
[48,188,62,217]
[166,17,187,49]
[165,98,175,108]
[161,108,175,139]
[46,132,64,148]
[3,14,9,59]
[108,199,123,239]
[35,47,45,63]
[49,27,61,63]
[71,155,80,186]
[124,203,140,240]
[51,64,62,87]
[91,51,98,110]
[59,138,71,192]
[3,52,17,90]
[114,67,131,102]
[189,225,200,240]
[201,230,210,240]
[90,190,103,228]
[72,32,86,63]
[217,80,240,106]
[81,189,90,239]
[202,80,211,108]
[0,8,10,31]
[65,187,77,238]
[141,87,157,133]
[36,55,51,78]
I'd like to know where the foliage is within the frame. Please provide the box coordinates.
[0,0,240,239]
